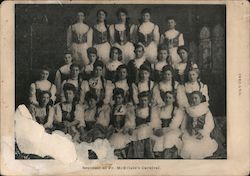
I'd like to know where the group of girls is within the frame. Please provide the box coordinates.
[27,8,218,159]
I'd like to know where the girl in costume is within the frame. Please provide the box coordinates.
[105,47,123,82]
[82,47,98,80]
[136,8,160,64]
[180,91,218,159]
[54,51,73,99]
[127,91,161,159]
[151,91,184,159]
[29,65,56,106]
[160,17,184,68]
[109,8,136,64]
[152,65,179,107]
[109,88,136,159]
[28,91,54,133]
[131,64,155,105]
[67,12,93,68]
[93,9,111,65]
[53,83,85,142]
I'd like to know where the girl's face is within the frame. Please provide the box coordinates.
[114,94,124,105]
[77,12,85,22]
[40,70,49,80]
[118,12,127,22]
[178,49,188,62]
[135,47,144,58]
[140,70,150,81]
[142,12,151,22]
[111,49,119,60]
[88,53,97,63]
[158,50,168,61]
[64,54,73,64]
[162,70,173,81]
[191,93,202,106]
[97,11,106,22]
[167,19,176,29]
[164,93,175,105]
[139,96,149,107]
[118,68,127,80]
[40,93,50,106]
[94,66,103,77]
[70,66,80,78]
[188,70,199,82]
[87,98,97,108]
[64,90,75,103]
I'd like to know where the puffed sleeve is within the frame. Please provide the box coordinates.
[29,83,38,105]
[45,106,55,128]
[176,85,189,108]
[79,80,90,104]
[132,83,139,105]
[198,110,215,137]
[109,24,115,45]
[178,33,184,46]
[150,106,161,129]
[53,103,62,123]
[54,70,62,96]
[67,25,72,49]
[87,27,93,47]
[103,80,115,105]
[50,84,57,103]
[124,104,136,129]
[74,104,86,128]
[202,83,209,103]
[130,24,138,43]
[153,25,160,45]
[169,109,184,129]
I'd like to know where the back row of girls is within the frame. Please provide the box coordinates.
[67,8,184,70]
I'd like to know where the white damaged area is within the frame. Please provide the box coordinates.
[15,105,116,164]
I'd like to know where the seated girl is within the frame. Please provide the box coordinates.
[105,47,123,82]
[153,45,170,82]
[28,90,54,133]
[175,46,198,84]
[177,68,209,108]
[109,88,136,159]
[127,91,161,159]
[180,91,218,159]
[82,47,98,80]
[54,51,73,98]
[60,63,82,102]
[131,64,155,105]
[80,60,113,105]
[152,65,179,106]
[80,91,111,143]
[29,65,56,105]
[53,83,84,142]
[151,91,184,159]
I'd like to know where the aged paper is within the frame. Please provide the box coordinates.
[1,0,249,175]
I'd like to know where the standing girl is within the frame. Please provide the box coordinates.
[29,66,56,106]
[67,12,93,68]
[93,9,111,65]
[160,17,184,68]
[137,8,160,64]
[109,8,136,64]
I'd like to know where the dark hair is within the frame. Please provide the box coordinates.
[40,65,50,72]
[158,44,168,52]
[63,83,76,94]
[141,8,151,15]
[85,90,98,102]
[64,50,72,56]
[139,64,151,73]
[162,65,176,92]
[134,43,145,52]
[93,60,104,69]
[70,63,80,70]
[110,47,123,61]
[87,47,97,55]
[138,91,151,99]
[177,45,189,54]
[37,90,51,103]
[113,88,125,98]
[117,64,127,72]
[166,16,176,22]
[191,91,203,100]
[96,9,108,17]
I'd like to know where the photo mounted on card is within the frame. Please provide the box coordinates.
[1,0,249,175]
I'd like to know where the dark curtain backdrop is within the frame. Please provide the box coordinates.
[15,4,226,116]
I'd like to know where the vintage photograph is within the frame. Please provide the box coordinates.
[14,3,226,161]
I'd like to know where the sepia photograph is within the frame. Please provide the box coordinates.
[1,0,249,175]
